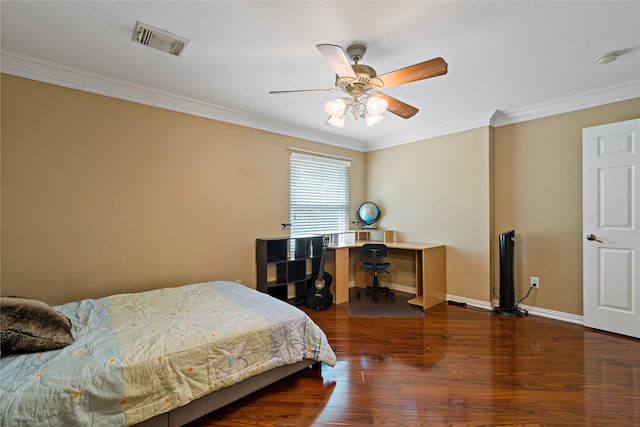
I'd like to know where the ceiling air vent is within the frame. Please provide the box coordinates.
[133,22,189,57]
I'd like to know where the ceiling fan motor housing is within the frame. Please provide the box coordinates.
[335,64,383,96]
[346,44,367,62]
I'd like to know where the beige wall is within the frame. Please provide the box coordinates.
[365,127,493,302]
[1,74,365,305]
[494,99,640,315]
[368,99,639,315]
[2,73,639,315]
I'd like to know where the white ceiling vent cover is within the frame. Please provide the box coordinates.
[133,22,189,57]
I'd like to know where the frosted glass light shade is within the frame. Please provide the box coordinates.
[366,114,384,126]
[326,115,346,128]
[365,94,388,115]
[324,98,347,117]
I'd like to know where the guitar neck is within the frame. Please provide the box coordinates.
[317,236,329,279]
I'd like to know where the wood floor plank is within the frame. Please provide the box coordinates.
[186,300,639,426]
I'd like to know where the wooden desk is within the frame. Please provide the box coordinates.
[326,241,446,310]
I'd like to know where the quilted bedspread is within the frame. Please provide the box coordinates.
[0,281,336,426]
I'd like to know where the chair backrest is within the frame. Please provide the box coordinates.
[361,243,388,260]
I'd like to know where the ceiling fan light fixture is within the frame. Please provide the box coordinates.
[271,43,448,128]
[365,93,388,115]
[350,106,362,121]
[326,115,346,128]
[365,114,384,127]
[324,98,347,117]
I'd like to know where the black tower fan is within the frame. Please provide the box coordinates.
[494,230,523,317]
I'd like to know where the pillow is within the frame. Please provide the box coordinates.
[1,296,74,355]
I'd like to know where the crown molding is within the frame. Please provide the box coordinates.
[365,110,499,152]
[0,51,366,152]
[2,51,638,153]
[491,80,640,127]
[365,81,640,152]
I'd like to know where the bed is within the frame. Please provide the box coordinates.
[0,281,336,426]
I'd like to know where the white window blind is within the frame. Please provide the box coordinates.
[290,151,350,237]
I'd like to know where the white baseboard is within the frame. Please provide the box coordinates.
[346,285,585,326]
[446,294,584,325]
[446,295,493,310]
[518,304,584,325]
[388,284,416,294]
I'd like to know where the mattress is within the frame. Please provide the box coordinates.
[0,281,336,426]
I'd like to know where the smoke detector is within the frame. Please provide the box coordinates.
[133,22,189,57]
[595,52,618,65]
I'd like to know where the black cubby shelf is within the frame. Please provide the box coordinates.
[256,236,323,305]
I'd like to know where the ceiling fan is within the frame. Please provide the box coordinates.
[270,43,448,128]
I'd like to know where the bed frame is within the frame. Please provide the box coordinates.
[134,360,320,427]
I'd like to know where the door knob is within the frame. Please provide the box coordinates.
[586,233,603,243]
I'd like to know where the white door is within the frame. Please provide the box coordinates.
[583,118,640,338]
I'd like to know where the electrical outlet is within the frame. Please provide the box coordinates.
[530,276,539,288]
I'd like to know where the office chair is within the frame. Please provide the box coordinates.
[356,243,394,302]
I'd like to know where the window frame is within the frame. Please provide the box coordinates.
[289,150,351,238]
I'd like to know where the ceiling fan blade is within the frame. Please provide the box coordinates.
[379,93,419,119]
[317,44,357,79]
[377,57,448,88]
[269,88,339,94]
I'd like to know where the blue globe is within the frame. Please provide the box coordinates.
[358,202,380,227]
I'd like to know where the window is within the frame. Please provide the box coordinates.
[289,151,350,237]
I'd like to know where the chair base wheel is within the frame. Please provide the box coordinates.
[355,286,394,302]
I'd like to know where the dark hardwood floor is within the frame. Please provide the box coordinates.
[187,295,639,426]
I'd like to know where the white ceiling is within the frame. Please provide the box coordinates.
[2,1,639,151]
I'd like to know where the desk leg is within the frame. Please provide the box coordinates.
[422,246,447,309]
[408,251,425,308]
[407,246,446,309]
[333,247,349,305]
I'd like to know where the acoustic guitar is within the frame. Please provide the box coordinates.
[306,235,333,310]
